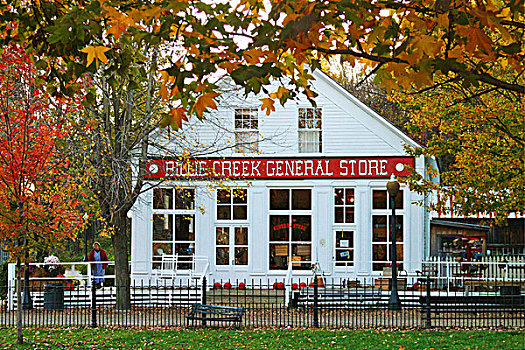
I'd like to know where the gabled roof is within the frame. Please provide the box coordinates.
[313,69,421,149]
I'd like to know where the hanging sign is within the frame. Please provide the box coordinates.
[145,156,414,180]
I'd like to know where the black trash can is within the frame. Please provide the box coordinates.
[500,285,521,296]
[43,283,64,310]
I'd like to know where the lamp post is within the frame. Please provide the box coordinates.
[83,213,89,262]
[386,174,401,311]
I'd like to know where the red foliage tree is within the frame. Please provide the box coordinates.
[0,45,85,344]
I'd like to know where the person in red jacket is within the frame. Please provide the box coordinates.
[88,242,108,288]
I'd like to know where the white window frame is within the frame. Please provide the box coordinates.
[298,107,322,153]
[234,108,259,154]
[332,187,357,268]
[268,188,313,271]
[151,187,196,270]
[215,188,249,222]
[371,188,405,272]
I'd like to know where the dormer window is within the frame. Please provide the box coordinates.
[298,107,322,153]
[234,108,259,153]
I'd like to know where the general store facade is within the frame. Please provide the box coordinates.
[129,71,432,283]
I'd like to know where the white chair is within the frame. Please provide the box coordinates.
[153,254,178,284]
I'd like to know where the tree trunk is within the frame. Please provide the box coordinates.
[15,259,23,344]
[112,214,130,310]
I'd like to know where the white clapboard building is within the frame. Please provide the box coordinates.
[129,70,433,284]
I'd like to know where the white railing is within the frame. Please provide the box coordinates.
[284,260,314,307]
[151,255,209,283]
[420,256,525,291]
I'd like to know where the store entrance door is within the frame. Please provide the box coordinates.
[214,226,249,275]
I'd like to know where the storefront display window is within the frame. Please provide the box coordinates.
[371,189,404,271]
[269,189,312,270]
[152,188,196,270]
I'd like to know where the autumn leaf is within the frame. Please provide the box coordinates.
[270,86,289,100]
[107,22,128,40]
[243,49,264,65]
[259,98,275,115]
[194,92,221,117]
[170,107,189,129]
[466,27,493,54]
[79,46,111,69]
[159,84,169,101]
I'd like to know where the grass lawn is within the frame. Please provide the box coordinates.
[0,328,522,349]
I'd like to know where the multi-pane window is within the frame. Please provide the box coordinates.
[334,188,355,223]
[298,107,322,153]
[216,189,248,220]
[371,189,404,271]
[152,188,196,270]
[234,108,258,153]
[333,188,356,267]
[215,227,249,266]
[269,189,312,270]
[335,230,354,267]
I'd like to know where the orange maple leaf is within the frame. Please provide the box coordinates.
[170,107,189,129]
[107,22,128,40]
[194,92,221,117]
[259,98,275,116]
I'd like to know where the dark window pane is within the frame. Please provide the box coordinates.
[217,205,231,220]
[345,207,355,223]
[216,248,229,265]
[292,189,311,210]
[345,189,355,205]
[292,244,311,270]
[389,215,404,242]
[217,189,231,204]
[269,244,288,270]
[373,262,386,271]
[334,207,344,223]
[235,247,248,265]
[175,188,195,210]
[389,244,404,261]
[235,227,248,245]
[174,243,194,256]
[373,244,387,261]
[292,215,311,241]
[233,205,247,220]
[336,230,353,248]
[372,215,387,242]
[152,243,172,257]
[153,214,173,241]
[175,215,195,241]
[153,188,173,209]
[394,190,404,209]
[335,249,353,264]
[216,227,229,245]
[233,189,247,204]
[373,190,387,209]
[334,188,344,205]
[270,215,289,241]
[270,189,289,210]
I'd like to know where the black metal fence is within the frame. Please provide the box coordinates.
[0,277,523,329]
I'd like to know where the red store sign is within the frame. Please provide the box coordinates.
[145,157,414,180]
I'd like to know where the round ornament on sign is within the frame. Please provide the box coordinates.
[395,163,405,172]
[149,163,159,174]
